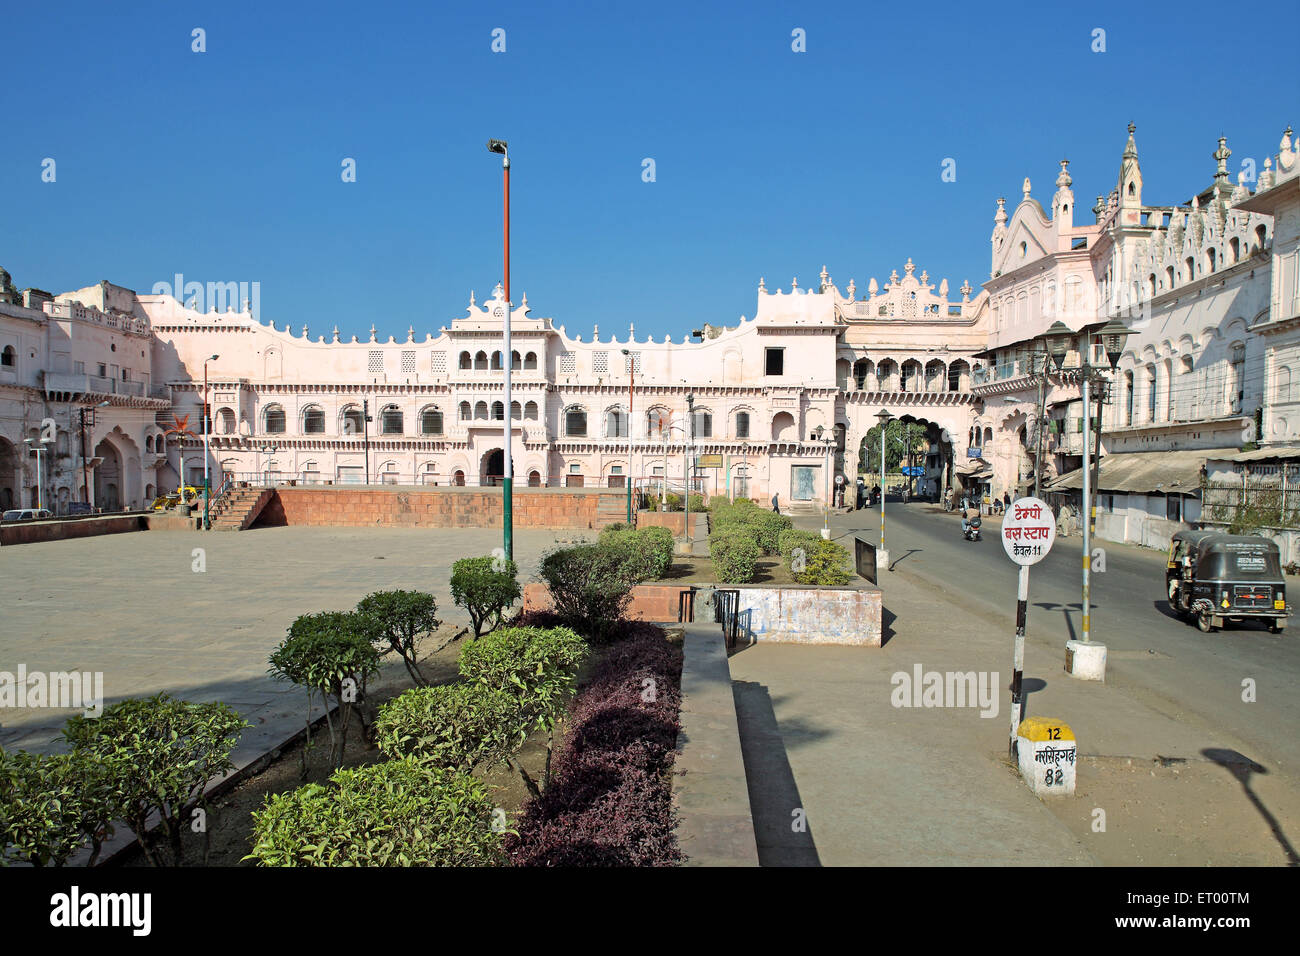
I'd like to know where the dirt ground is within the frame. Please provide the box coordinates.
[112,628,569,867]
[657,555,797,586]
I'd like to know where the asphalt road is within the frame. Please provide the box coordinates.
[834,499,1300,775]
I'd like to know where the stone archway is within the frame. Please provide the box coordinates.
[480,448,511,487]
[0,437,17,510]
[92,428,142,511]
[94,437,121,510]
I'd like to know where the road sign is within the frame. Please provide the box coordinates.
[1001,496,1056,566]
[697,454,723,469]
[899,466,924,476]
[835,475,845,485]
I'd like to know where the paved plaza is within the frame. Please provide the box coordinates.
[0,526,580,757]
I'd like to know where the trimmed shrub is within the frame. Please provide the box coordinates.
[0,748,115,867]
[793,539,853,586]
[246,757,504,867]
[710,530,762,584]
[268,611,381,770]
[509,623,683,866]
[354,589,440,684]
[779,529,825,574]
[539,542,650,640]
[636,525,675,579]
[450,555,521,638]
[375,683,523,771]
[63,694,247,867]
[687,493,706,513]
[663,492,682,512]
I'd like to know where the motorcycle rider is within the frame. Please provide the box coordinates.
[961,501,981,538]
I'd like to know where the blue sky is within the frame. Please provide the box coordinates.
[3,0,1296,342]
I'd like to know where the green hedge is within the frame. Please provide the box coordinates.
[374,683,523,771]
[709,530,762,583]
[600,524,674,580]
[779,529,825,573]
[246,758,504,867]
[539,540,654,639]
[793,539,853,586]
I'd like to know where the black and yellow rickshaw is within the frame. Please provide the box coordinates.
[1166,530,1289,633]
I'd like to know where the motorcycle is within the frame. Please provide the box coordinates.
[962,516,982,542]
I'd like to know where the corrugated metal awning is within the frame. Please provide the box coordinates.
[1226,446,1300,463]
[1046,447,1239,494]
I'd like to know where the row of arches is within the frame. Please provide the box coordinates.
[845,358,973,393]
[457,350,539,371]
[458,400,541,422]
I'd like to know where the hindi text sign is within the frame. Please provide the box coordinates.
[1001,496,1056,566]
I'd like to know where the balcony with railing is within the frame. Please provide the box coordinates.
[43,372,171,404]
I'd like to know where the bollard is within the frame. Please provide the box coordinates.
[1015,716,1076,797]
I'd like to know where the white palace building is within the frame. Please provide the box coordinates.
[3,118,1299,551]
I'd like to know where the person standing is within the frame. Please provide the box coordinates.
[771,492,780,515]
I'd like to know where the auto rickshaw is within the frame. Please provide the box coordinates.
[1166,530,1289,633]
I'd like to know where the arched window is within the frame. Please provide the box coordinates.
[421,407,444,435]
[510,401,521,420]
[524,401,539,420]
[459,401,472,421]
[453,470,466,486]
[217,407,236,435]
[1255,225,1267,253]
[983,427,993,445]
[474,351,488,370]
[341,405,364,435]
[511,350,521,371]
[605,407,628,438]
[459,351,472,369]
[302,406,325,434]
[381,405,403,434]
[1165,266,1175,289]
[947,360,970,391]
[475,401,489,420]
[1230,343,1246,412]
[1145,365,1158,421]
[1124,370,1135,425]
[1277,367,1293,405]
[565,406,588,437]
[263,405,286,434]
[646,407,669,438]
[1229,237,1240,265]
[490,351,503,370]
[528,470,541,487]
[524,351,538,370]
[691,409,712,438]
[1,345,15,367]
[734,411,750,439]
[492,401,505,421]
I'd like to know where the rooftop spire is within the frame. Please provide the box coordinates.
[1213,135,1232,184]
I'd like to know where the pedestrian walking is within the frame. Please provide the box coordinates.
[771,492,780,515]
[1003,490,1011,512]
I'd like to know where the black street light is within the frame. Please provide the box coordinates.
[1044,321,1074,371]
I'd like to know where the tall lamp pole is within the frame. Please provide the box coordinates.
[876,409,893,570]
[489,138,514,560]
[814,425,832,538]
[79,400,109,506]
[621,348,634,523]
[362,399,372,485]
[1045,317,1130,674]
[685,393,695,546]
[24,437,52,510]
[203,354,219,529]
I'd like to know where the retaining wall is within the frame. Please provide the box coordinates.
[0,513,150,546]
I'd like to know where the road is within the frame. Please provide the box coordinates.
[835,499,1300,776]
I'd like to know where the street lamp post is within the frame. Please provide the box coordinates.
[79,400,109,507]
[814,425,833,539]
[1045,317,1130,679]
[203,354,219,529]
[621,348,634,524]
[362,399,372,485]
[875,409,893,569]
[685,393,695,547]
[488,137,514,560]
[260,444,278,484]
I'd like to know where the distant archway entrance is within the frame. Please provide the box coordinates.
[0,437,17,510]
[94,437,122,510]
[480,448,512,487]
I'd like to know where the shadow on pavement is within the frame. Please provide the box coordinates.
[1202,748,1300,866]
[732,680,822,867]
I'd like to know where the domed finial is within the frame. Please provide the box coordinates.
[407,325,414,342]
[1056,159,1072,188]
[1022,177,1032,197]
[369,324,377,342]
[469,290,476,307]
[302,324,309,338]
[758,276,766,293]
[904,258,915,276]
[790,276,798,291]
[1213,136,1232,183]
[994,197,1007,226]
[332,325,339,342]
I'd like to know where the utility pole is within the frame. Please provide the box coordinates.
[488,138,513,560]
[363,398,371,485]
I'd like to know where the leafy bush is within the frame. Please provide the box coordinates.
[709,530,762,583]
[793,539,853,586]
[0,748,115,866]
[599,524,674,580]
[269,612,381,770]
[539,542,651,640]
[63,694,247,866]
[355,589,440,684]
[246,757,505,867]
[375,683,523,771]
[663,492,682,512]
[687,493,706,513]
[779,529,825,574]
[459,625,589,794]
[509,623,683,866]
[712,501,790,554]
[450,556,521,638]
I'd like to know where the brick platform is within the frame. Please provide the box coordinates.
[523,581,696,623]
[252,486,620,530]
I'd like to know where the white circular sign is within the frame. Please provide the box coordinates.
[835,475,845,485]
[1001,496,1056,566]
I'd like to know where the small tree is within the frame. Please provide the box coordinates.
[539,542,651,640]
[450,556,521,639]
[245,757,505,867]
[459,625,588,795]
[0,748,115,867]
[268,612,380,772]
[354,590,440,685]
[63,694,247,867]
